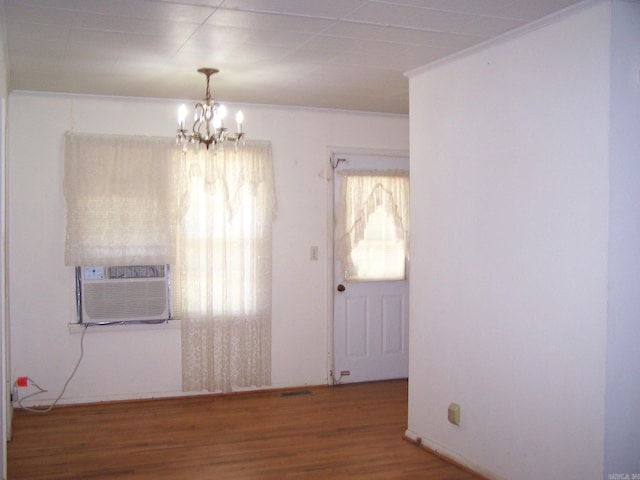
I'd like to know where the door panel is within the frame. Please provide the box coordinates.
[382,295,404,354]
[346,296,368,357]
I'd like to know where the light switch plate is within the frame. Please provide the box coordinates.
[448,402,461,426]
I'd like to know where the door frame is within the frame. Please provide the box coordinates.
[325,147,409,385]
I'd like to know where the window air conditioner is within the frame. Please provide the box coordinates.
[77,265,171,324]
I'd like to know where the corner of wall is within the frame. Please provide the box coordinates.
[604,1,640,476]
[0,4,9,478]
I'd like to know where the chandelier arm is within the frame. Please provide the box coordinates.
[192,103,204,140]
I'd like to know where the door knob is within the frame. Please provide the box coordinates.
[337,284,346,292]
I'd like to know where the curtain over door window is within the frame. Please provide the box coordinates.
[335,170,409,281]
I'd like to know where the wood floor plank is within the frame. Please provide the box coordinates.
[8,380,480,479]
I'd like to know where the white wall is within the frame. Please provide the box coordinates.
[407,2,611,479]
[0,5,9,477]
[6,92,408,404]
[604,0,640,477]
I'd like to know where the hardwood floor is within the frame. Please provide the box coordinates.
[8,380,479,479]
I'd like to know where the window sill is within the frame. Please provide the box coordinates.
[67,319,181,334]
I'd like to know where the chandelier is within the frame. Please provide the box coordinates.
[176,68,245,152]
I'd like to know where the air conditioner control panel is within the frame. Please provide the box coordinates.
[83,266,105,280]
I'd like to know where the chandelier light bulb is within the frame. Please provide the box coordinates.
[236,110,244,133]
[177,104,188,129]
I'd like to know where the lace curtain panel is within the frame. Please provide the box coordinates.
[178,142,277,393]
[335,170,410,281]
[64,133,178,266]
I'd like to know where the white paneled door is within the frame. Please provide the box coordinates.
[332,154,409,384]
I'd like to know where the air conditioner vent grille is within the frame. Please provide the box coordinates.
[83,280,167,320]
[107,265,165,279]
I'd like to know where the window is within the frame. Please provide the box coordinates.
[64,133,178,325]
[177,178,264,316]
[63,133,177,267]
[349,205,407,280]
[177,143,276,392]
[336,171,410,281]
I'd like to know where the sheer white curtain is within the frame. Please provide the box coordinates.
[335,170,410,281]
[64,133,178,266]
[178,142,276,393]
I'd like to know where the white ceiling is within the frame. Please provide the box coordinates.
[0,0,584,114]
